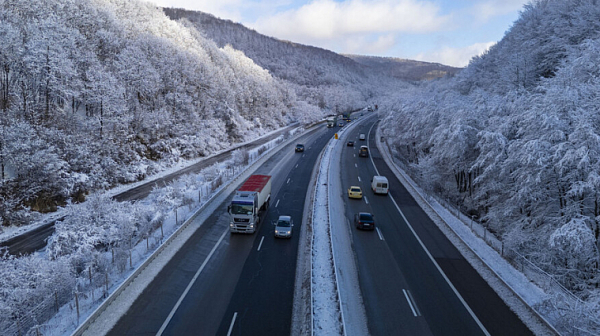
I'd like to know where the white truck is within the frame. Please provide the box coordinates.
[327,117,335,128]
[228,174,272,233]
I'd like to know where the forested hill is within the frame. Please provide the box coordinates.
[345,55,461,81]
[380,0,600,328]
[162,8,405,111]
[163,8,366,85]
[0,0,402,226]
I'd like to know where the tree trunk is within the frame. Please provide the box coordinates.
[45,45,50,122]
[468,171,473,196]
[455,171,460,191]
[100,99,103,139]
[0,136,4,180]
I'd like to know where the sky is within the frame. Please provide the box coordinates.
[144,0,531,68]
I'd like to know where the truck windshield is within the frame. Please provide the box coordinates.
[231,204,253,215]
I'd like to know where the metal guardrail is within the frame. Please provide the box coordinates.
[374,125,561,335]
[69,123,322,336]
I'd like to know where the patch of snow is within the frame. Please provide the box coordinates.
[311,137,343,335]
[374,124,560,336]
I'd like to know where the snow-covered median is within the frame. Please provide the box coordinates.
[310,117,370,336]
[311,137,344,335]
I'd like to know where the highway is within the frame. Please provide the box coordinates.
[107,124,337,335]
[97,114,532,336]
[337,118,532,335]
[0,124,299,256]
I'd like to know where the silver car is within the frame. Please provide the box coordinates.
[274,215,293,238]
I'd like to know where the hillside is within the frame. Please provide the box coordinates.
[162,8,406,111]
[0,0,332,226]
[345,55,461,81]
[380,0,600,333]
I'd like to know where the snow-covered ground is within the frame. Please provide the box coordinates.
[0,124,300,245]
[307,113,563,336]
[309,114,370,336]
[311,134,343,335]
[5,113,566,336]
[1,124,309,336]
[374,122,562,335]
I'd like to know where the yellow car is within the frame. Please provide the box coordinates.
[347,186,363,199]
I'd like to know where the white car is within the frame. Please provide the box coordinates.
[359,133,366,140]
[274,215,293,238]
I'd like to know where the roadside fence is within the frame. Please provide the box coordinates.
[385,147,600,335]
[2,135,287,336]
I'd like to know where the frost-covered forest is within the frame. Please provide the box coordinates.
[162,8,398,112]
[5,0,600,333]
[0,0,398,227]
[381,0,600,306]
[345,54,461,81]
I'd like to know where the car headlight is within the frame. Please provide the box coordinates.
[250,224,254,228]
[230,223,234,227]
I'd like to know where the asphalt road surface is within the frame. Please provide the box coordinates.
[0,125,299,256]
[107,124,337,335]
[338,118,532,335]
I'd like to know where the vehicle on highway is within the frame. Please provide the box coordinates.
[228,175,272,233]
[295,144,305,152]
[359,145,369,157]
[359,133,366,140]
[347,186,363,199]
[338,121,344,127]
[354,212,375,230]
[371,176,389,195]
[274,215,293,238]
[327,117,335,128]
[347,140,354,147]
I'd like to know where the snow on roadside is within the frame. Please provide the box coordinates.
[311,137,343,335]
[374,126,560,335]
[0,125,300,245]
[1,128,296,336]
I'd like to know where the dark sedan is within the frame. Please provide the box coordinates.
[354,212,375,230]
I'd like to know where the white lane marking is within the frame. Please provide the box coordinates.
[258,236,265,251]
[403,289,418,317]
[295,164,298,168]
[407,289,421,316]
[388,194,490,334]
[367,122,379,175]
[364,196,369,204]
[358,176,361,182]
[354,154,356,157]
[227,312,238,336]
[156,228,229,336]
[355,163,357,168]
[287,178,290,184]
[367,118,487,333]
[275,199,280,208]
[376,227,384,241]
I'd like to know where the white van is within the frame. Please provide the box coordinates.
[359,133,366,140]
[371,176,389,195]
